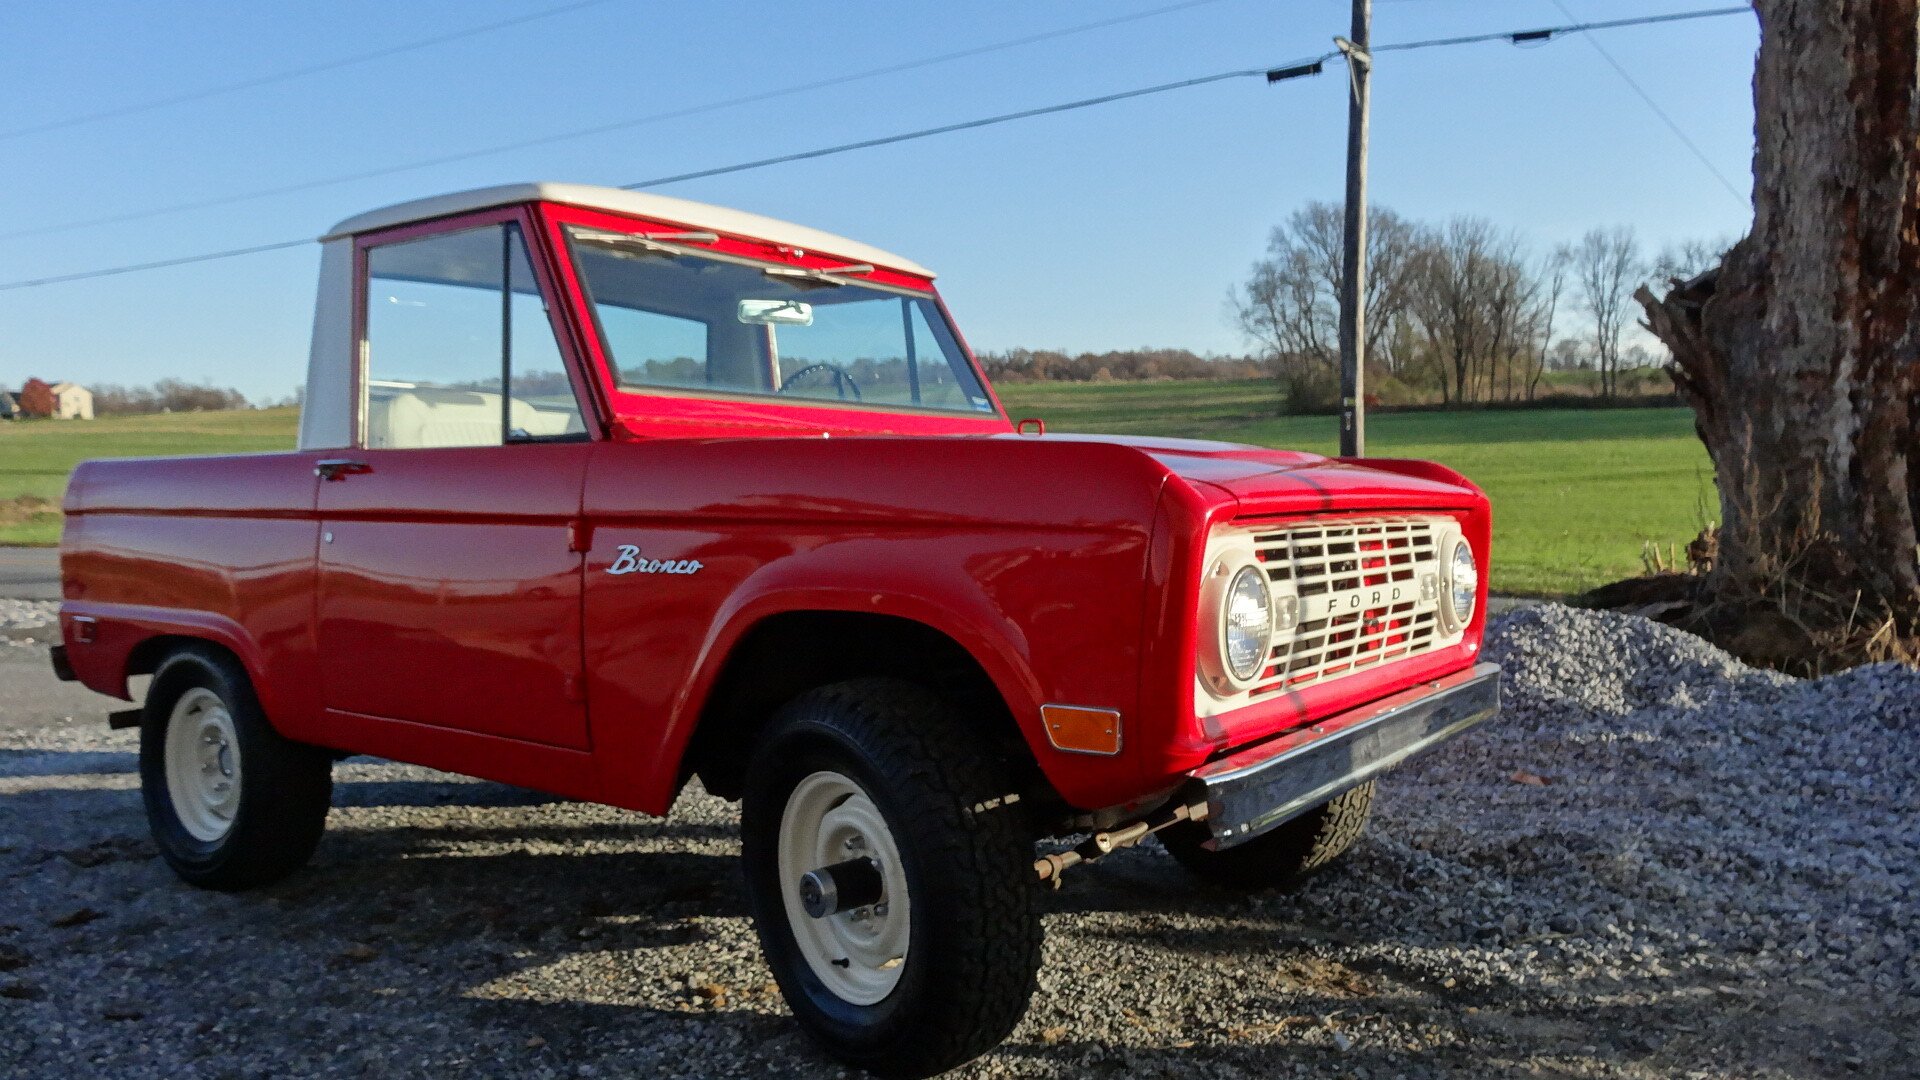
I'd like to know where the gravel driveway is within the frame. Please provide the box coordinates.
[1,602,1913,1078]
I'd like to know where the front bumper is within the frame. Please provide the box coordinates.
[1189,662,1501,850]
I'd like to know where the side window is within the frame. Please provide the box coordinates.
[905,301,977,410]
[363,224,586,449]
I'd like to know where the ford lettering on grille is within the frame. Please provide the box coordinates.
[1243,516,1458,697]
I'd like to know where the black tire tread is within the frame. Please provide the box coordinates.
[1161,779,1375,891]
[140,643,333,891]
[742,678,1042,1079]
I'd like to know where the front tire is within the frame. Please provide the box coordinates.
[1159,780,1375,891]
[140,644,333,891]
[740,679,1042,1079]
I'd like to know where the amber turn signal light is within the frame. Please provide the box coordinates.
[1040,704,1122,756]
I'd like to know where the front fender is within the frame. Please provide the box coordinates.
[584,525,1153,815]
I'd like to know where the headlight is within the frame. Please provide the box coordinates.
[1221,564,1273,684]
[1447,540,1478,625]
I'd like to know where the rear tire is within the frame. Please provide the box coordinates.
[140,644,333,891]
[1160,780,1374,891]
[740,678,1041,1079]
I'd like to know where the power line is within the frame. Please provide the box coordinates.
[0,0,1235,242]
[0,5,1754,294]
[0,0,622,141]
[0,239,311,292]
[619,68,1271,191]
[1375,5,1749,55]
[1547,0,1748,205]
[616,5,1754,192]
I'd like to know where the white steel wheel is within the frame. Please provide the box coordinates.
[163,687,243,842]
[776,770,912,1006]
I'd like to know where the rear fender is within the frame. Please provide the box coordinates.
[62,603,278,719]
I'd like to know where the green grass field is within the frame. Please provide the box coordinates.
[996,381,1714,596]
[0,385,1713,595]
[0,409,301,545]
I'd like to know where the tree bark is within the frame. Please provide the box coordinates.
[1639,0,1920,635]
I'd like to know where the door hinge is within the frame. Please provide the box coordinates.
[567,519,593,554]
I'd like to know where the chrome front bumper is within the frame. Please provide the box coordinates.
[1190,662,1501,850]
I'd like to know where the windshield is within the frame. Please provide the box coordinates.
[566,226,995,415]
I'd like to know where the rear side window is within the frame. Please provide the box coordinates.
[362,224,587,449]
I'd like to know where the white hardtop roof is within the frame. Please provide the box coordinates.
[323,182,934,278]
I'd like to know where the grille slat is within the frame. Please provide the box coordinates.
[1243,515,1451,697]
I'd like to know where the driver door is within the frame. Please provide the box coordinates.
[315,213,596,750]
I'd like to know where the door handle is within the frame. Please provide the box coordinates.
[315,458,372,481]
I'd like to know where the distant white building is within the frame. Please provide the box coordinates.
[49,382,93,420]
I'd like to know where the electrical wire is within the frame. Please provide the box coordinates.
[0,0,623,142]
[1547,0,1749,205]
[619,67,1271,191]
[0,0,1235,242]
[0,239,312,292]
[0,5,1755,294]
[1375,5,1748,55]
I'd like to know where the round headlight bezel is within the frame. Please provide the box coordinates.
[1445,537,1478,629]
[1221,563,1274,684]
[1198,556,1275,696]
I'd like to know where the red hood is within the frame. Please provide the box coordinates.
[1029,432,1484,515]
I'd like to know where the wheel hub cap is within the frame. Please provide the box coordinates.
[778,771,910,1005]
[163,687,242,842]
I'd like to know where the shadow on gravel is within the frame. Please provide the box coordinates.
[0,747,137,777]
[300,835,752,926]
[329,818,743,847]
[989,1034,1482,1077]
[329,779,566,809]
[456,996,819,1069]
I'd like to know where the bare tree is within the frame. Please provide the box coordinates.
[1404,217,1534,403]
[1572,226,1644,399]
[1233,202,1420,377]
[1651,236,1735,283]
[1638,0,1920,657]
[1523,247,1571,400]
[1235,239,1335,370]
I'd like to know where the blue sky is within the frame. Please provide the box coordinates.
[0,1,1758,403]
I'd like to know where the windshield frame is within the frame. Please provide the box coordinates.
[538,203,1011,437]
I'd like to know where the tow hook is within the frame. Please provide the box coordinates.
[1033,798,1209,886]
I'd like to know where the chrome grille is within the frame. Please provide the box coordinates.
[1246,516,1450,696]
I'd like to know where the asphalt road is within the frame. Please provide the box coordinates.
[0,640,126,735]
[0,547,58,601]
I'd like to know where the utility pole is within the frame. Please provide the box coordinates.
[1336,0,1372,457]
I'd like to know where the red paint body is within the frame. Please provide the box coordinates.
[59,198,1490,818]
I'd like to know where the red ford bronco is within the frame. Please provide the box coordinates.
[54,184,1499,1077]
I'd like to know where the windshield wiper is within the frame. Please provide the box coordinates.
[574,227,720,258]
[763,263,874,288]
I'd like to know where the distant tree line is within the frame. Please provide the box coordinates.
[978,347,1271,384]
[91,379,250,415]
[1231,201,1729,407]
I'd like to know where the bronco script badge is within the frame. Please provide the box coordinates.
[607,544,704,576]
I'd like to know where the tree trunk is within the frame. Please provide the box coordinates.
[1639,0,1920,642]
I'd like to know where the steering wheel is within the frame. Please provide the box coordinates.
[779,362,862,401]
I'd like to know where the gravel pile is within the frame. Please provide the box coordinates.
[0,605,1914,1078]
[0,600,56,646]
